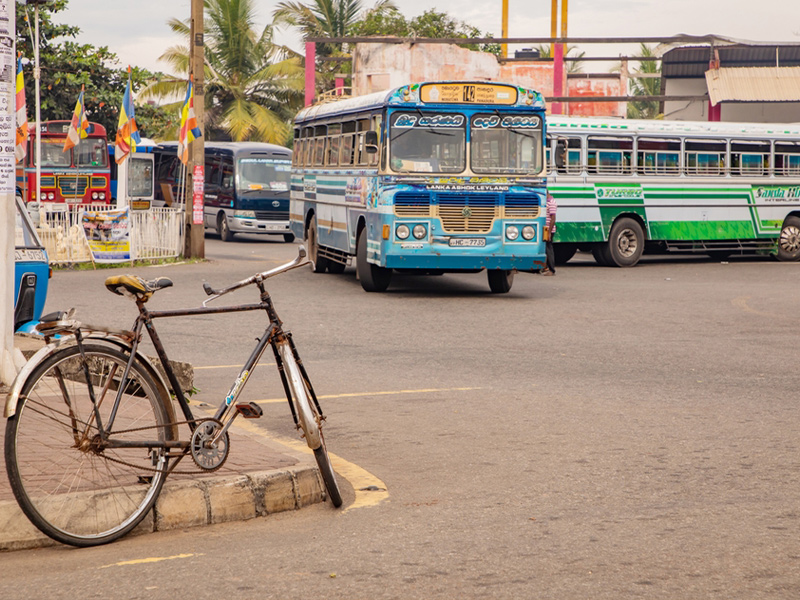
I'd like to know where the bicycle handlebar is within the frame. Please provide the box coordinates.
[202,246,309,306]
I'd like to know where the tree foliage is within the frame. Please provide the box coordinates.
[627,44,662,119]
[15,1,170,141]
[140,0,304,144]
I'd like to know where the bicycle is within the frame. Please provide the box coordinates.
[3,246,342,547]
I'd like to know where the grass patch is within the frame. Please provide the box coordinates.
[53,256,209,271]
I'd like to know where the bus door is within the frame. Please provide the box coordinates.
[203,154,223,215]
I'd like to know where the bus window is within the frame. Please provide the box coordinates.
[327,135,340,166]
[637,138,681,176]
[731,140,769,176]
[775,142,800,176]
[313,137,326,166]
[685,139,726,175]
[77,139,109,167]
[587,136,632,175]
[340,134,354,166]
[389,111,466,174]
[40,139,71,167]
[221,163,234,191]
[471,113,543,175]
[551,137,581,175]
[237,157,291,191]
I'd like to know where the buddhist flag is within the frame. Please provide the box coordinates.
[177,78,202,165]
[63,86,90,152]
[115,66,141,164]
[15,54,28,162]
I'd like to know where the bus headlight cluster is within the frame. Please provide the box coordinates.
[396,223,428,241]
[46,192,55,200]
[234,210,256,219]
[506,224,537,241]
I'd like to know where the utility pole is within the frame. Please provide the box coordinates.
[185,0,205,258]
[1,0,20,385]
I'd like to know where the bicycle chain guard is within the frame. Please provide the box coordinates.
[190,420,230,471]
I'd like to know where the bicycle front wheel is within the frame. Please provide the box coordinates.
[5,344,170,547]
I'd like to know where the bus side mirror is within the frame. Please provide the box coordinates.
[555,139,567,170]
[365,130,379,155]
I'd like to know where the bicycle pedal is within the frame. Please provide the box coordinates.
[235,402,263,419]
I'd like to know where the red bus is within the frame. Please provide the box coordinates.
[17,120,111,204]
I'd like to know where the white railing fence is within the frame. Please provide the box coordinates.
[30,203,185,264]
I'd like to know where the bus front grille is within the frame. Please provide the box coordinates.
[395,192,431,217]
[58,176,89,197]
[438,194,499,233]
[254,210,286,221]
[504,194,541,218]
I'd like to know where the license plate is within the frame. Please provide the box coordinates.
[449,238,486,247]
[263,224,284,231]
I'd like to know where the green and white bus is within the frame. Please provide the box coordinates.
[546,116,800,267]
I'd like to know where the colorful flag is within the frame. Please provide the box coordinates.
[177,78,202,165]
[63,86,90,152]
[15,54,28,162]
[114,66,141,164]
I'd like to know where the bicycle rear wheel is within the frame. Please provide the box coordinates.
[277,341,343,508]
[5,344,170,547]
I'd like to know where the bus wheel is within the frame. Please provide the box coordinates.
[356,228,391,292]
[591,245,610,266]
[327,261,346,274]
[487,269,514,293]
[307,215,329,273]
[777,216,800,261]
[217,214,234,242]
[553,243,577,265]
[283,233,295,243]
[606,217,644,267]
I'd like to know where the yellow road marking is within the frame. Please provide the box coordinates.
[99,553,202,569]
[251,386,482,405]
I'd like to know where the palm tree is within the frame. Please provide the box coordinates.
[627,44,662,119]
[140,0,304,144]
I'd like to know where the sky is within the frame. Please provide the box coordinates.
[53,0,800,75]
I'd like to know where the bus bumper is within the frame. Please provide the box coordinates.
[383,240,546,271]
[230,217,291,234]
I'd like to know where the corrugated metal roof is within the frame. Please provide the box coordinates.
[662,44,800,78]
[706,67,800,104]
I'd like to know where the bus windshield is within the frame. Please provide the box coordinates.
[471,113,543,175]
[39,139,71,167]
[389,111,466,173]
[237,157,291,191]
[77,139,110,168]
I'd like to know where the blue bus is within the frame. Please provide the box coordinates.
[153,142,294,242]
[290,81,548,292]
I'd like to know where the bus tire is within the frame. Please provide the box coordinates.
[487,269,514,293]
[307,215,329,273]
[777,216,800,261]
[605,217,644,267]
[218,213,234,242]
[553,243,577,265]
[356,228,391,292]
[327,261,346,274]
[591,245,610,266]
[283,233,295,243]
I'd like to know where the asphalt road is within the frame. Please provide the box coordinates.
[2,236,799,599]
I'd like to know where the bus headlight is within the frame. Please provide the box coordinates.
[92,192,99,200]
[522,225,536,240]
[234,210,256,218]
[412,224,427,239]
[47,192,55,200]
[99,192,106,200]
[506,225,519,241]
[396,224,410,240]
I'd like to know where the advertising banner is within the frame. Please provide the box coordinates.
[81,207,131,262]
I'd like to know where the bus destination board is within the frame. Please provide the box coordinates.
[420,83,518,105]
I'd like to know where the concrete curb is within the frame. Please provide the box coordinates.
[0,464,326,551]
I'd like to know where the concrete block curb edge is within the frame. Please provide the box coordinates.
[0,464,326,552]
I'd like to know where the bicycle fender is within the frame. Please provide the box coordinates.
[4,338,65,418]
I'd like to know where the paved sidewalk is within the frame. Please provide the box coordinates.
[1,335,326,551]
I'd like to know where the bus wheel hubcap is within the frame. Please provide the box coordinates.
[618,230,637,256]
[780,226,800,252]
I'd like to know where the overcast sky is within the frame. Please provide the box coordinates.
[54,0,799,74]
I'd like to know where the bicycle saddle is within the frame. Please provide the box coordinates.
[104,275,173,302]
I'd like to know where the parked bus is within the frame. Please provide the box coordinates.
[291,81,548,292]
[153,142,294,242]
[16,120,111,204]
[546,116,800,267]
